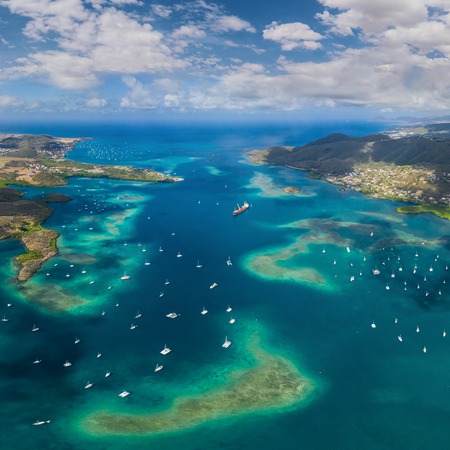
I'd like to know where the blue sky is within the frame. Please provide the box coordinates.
[0,0,450,121]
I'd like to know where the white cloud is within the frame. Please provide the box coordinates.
[151,4,172,19]
[108,0,142,5]
[2,0,450,115]
[317,0,430,35]
[120,76,158,109]
[0,3,185,89]
[263,21,324,51]
[171,24,206,39]
[0,35,14,48]
[382,19,450,55]
[207,13,255,33]
[164,94,180,108]
[86,97,108,107]
[0,94,24,108]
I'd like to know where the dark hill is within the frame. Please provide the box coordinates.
[264,126,450,175]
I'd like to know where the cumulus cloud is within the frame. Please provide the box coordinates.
[1,0,450,114]
[0,1,184,90]
[317,0,429,35]
[120,76,158,109]
[263,21,324,50]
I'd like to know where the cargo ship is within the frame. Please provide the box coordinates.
[232,201,249,216]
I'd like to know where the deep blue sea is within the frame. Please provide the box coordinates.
[1,121,450,449]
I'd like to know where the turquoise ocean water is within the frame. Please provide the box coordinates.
[1,122,450,449]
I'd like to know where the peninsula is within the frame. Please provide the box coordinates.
[247,123,450,219]
[0,133,182,281]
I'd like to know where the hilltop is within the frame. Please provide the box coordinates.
[247,123,450,219]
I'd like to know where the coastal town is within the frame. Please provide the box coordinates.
[326,163,450,206]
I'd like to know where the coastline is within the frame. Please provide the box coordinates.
[246,139,450,221]
[0,133,183,282]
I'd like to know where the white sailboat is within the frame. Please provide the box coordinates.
[201,307,208,315]
[222,336,231,348]
[33,419,51,426]
[154,364,163,372]
[160,345,172,355]
[120,271,131,280]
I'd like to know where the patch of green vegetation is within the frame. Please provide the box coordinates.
[43,193,72,203]
[16,250,44,264]
[49,235,59,252]
[306,172,324,180]
[31,172,67,186]
[397,204,450,220]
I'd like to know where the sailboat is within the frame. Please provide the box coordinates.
[196,260,203,268]
[154,363,163,372]
[201,307,208,315]
[160,345,172,355]
[120,271,131,280]
[32,324,39,332]
[222,336,232,348]
[226,256,232,266]
[33,420,51,426]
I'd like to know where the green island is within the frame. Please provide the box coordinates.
[397,204,450,220]
[82,333,314,435]
[247,123,450,219]
[0,133,182,281]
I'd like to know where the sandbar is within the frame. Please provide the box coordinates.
[82,335,314,435]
